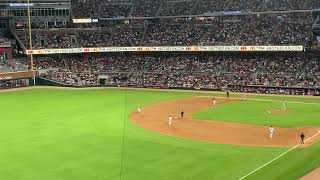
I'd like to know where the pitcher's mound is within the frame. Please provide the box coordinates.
[266,109,295,114]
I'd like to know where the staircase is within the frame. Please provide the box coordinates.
[74,74,82,85]
[10,29,27,51]
[129,1,135,16]
[155,2,163,16]
[86,57,94,74]
[139,23,149,45]
[303,0,313,9]
[266,22,281,45]
[296,59,310,79]
[63,57,70,71]
[107,27,116,46]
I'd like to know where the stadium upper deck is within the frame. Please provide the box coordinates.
[14,13,314,49]
[72,0,320,18]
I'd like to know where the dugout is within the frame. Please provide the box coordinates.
[0,70,39,89]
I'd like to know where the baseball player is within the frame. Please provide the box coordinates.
[269,126,275,139]
[180,110,184,119]
[226,90,230,98]
[241,95,247,100]
[212,97,216,105]
[136,107,141,114]
[300,132,305,144]
[281,99,286,111]
[168,115,173,126]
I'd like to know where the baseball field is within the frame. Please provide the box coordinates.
[0,87,319,180]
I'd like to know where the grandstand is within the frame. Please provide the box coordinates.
[0,0,318,94]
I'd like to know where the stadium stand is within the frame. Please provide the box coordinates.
[1,0,319,94]
[71,0,317,18]
[14,12,314,48]
[28,53,319,90]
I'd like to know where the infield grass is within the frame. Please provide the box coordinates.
[193,100,320,127]
[0,88,319,180]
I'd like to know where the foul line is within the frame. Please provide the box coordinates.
[238,130,320,180]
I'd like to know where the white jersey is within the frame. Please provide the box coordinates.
[269,127,274,138]
[269,127,274,133]
[168,116,173,126]
[137,108,141,113]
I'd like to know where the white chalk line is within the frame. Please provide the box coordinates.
[238,130,320,180]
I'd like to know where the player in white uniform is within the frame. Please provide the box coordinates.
[281,99,286,111]
[269,126,275,138]
[136,107,141,114]
[212,98,216,105]
[168,115,173,126]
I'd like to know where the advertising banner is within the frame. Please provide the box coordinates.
[26,46,304,55]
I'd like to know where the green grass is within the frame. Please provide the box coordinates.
[194,100,320,127]
[245,141,320,180]
[0,88,319,180]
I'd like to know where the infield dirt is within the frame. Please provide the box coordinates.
[267,109,295,114]
[132,96,320,147]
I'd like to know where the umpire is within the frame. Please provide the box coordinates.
[181,110,184,119]
[300,132,305,144]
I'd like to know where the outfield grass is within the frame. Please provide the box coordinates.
[193,100,320,127]
[0,88,319,180]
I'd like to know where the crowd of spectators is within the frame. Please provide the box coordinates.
[71,0,317,18]
[100,4,132,18]
[302,59,320,87]
[15,13,314,48]
[72,0,100,18]
[15,29,112,49]
[32,57,66,70]
[131,0,161,17]
[43,70,98,85]
[229,86,319,96]
[271,13,313,45]
[15,30,75,49]
[109,22,146,46]
[199,16,277,46]
[36,53,320,89]
[44,70,79,84]
[68,57,91,72]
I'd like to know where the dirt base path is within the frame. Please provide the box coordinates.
[300,168,320,180]
[132,96,320,147]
